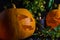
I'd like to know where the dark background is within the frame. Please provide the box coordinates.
[0,0,60,12]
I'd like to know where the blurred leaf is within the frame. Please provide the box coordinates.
[48,0,54,10]
[54,25,60,32]
[56,33,60,38]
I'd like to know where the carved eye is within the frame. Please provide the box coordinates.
[17,14,28,21]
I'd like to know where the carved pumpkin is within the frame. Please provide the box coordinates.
[46,4,60,29]
[5,4,36,39]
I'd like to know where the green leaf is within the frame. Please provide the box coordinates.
[56,33,60,38]
[54,25,60,32]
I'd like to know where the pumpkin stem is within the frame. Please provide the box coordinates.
[12,3,16,8]
[58,4,60,10]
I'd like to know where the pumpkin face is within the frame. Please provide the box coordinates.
[5,8,35,39]
[46,9,60,29]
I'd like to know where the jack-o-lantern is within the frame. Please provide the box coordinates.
[46,4,60,29]
[5,4,36,40]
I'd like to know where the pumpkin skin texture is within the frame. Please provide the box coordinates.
[0,21,7,40]
[0,11,10,40]
[46,9,60,29]
[5,8,35,39]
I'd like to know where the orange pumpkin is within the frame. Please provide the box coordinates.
[4,4,36,39]
[46,4,60,29]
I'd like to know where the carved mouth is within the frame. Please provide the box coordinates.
[22,25,34,30]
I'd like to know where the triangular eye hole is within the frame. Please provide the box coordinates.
[22,25,33,30]
[18,14,28,21]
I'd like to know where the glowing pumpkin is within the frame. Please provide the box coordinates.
[46,4,60,29]
[5,4,35,39]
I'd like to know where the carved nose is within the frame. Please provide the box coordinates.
[30,18,33,22]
